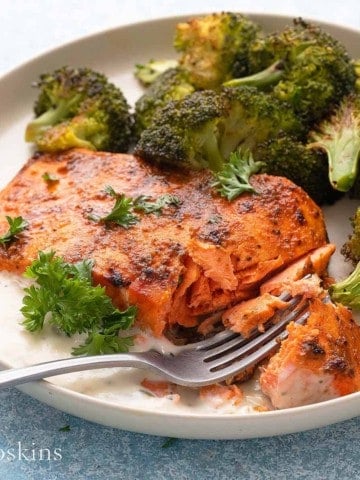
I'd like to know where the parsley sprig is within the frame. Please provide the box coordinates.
[133,194,180,216]
[21,251,137,356]
[212,150,264,201]
[89,186,139,228]
[89,186,180,227]
[0,216,28,246]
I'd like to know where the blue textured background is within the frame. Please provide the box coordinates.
[1,1,360,478]
[1,388,360,479]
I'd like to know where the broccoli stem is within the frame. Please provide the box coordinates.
[309,98,360,192]
[223,60,284,89]
[197,127,224,171]
[25,95,82,142]
[330,261,360,308]
[326,128,360,192]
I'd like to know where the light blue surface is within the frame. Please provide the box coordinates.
[1,1,360,478]
[1,388,360,479]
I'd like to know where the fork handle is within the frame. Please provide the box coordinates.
[0,351,159,389]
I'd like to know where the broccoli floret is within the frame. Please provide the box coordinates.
[134,67,195,135]
[25,66,133,153]
[329,260,360,308]
[308,93,360,193]
[247,18,355,125]
[255,135,342,205]
[174,12,261,89]
[134,86,306,171]
[341,207,360,264]
[134,59,179,86]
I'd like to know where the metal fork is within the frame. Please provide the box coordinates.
[0,294,309,389]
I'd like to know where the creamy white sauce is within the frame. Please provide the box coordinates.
[0,197,358,414]
[0,272,269,414]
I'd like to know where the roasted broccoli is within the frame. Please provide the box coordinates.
[254,135,343,205]
[134,59,179,86]
[341,206,360,264]
[134,86,306,171]
[308,93,360,193]
[174,12,261,89]
[329,260,360,308]
[25,66,133,153]
[134,67,195,134]
[245,18,355,125]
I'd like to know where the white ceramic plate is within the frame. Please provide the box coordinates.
[1,14,360,439]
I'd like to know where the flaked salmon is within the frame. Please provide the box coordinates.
[223,244,335,337]
[0,149,328,336]
[259,299,360,408]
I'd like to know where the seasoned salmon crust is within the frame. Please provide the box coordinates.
[0,149,328,336]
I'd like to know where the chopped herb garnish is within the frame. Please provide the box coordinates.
[0,216,28,246]
[59,425,71,432]
[72,330,134,356]
[21,251,137,355]
[90,186,180,227]
[212,150,264,201]
[161,437,178,448]
[42,172,59,183]
[134,194,180,216]
[89,186,139,228]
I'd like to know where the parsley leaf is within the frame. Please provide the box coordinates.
[133,194,180,216]
[21,251,137,355]
[59,425,71,432]
[42,172,59,183]
[89,186,139,228]
[90,187,180,227]
[0,216,28,246]
[212,150,264,201]
[72,332,134,356]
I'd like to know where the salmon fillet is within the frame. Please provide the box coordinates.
[259,299,360,408]
[0,149,328,336]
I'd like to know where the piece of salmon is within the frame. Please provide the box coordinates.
[223,244,335,337]
[259,299,360,408]
[0,149,328,336]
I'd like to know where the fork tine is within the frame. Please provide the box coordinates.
[192,329,239,350]
[205,308,311,382]
[204,296,308,367]
[189,291,294,352]
[201,295,303,360]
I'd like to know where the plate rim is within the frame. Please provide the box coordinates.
[1,12,360,439]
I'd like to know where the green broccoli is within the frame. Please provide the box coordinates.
[25,66,133,153]
[341,206,360,264]
[246,18,355,125]
[174,12,261,89]
[254,135,343,205]
[134,59,179,86]
[329,260,360,308]
[134,86,306,172]
[308,93,360,193]
[134,67,195,135]
[353,59,360,92]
